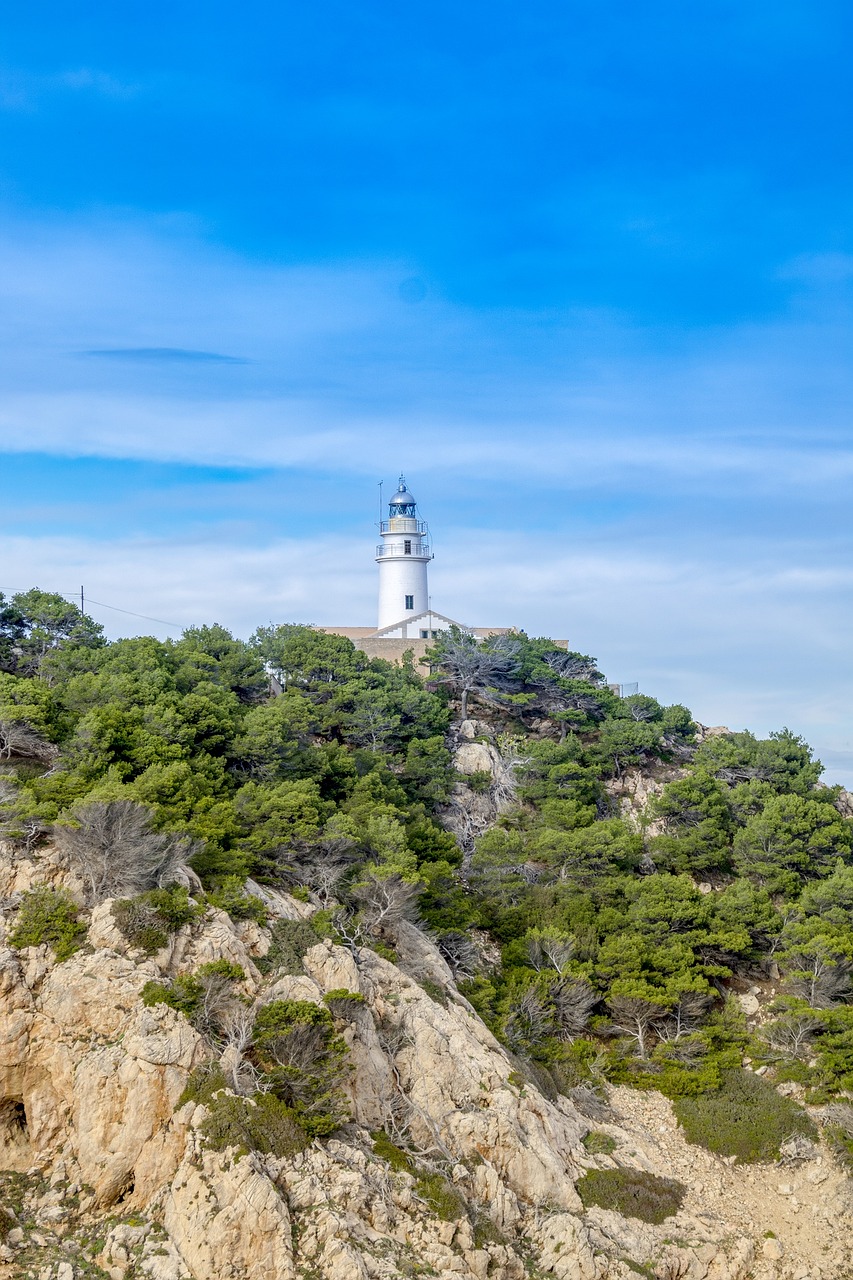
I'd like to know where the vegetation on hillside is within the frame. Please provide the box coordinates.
[2,588,852,1140]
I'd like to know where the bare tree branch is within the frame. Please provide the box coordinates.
[57,800,198,905]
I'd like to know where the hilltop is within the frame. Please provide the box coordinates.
[0,589,851,1280]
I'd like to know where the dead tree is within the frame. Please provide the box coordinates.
[429,629,522,721]
[352,871,422,937]
[606,995,667,1060]
[57,800,197,904]
[0,720,56,765]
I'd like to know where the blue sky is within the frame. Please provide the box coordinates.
[1,1,852,781]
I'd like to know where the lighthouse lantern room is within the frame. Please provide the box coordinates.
[375,476,432,630]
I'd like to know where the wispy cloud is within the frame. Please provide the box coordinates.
[0,67,138,112]
[0,214,852,502]
[0,212,852,787]
[82,348,249,364]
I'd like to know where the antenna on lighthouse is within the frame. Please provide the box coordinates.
[377,480,383,527]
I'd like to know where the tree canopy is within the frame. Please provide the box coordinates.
[3,599,852,1103]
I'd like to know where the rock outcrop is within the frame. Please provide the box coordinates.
[0,840,851,1280]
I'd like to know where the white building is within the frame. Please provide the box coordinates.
[375,477,432,630]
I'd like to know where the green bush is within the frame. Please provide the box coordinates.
[199,1091,309,1158]
[323,988,366,1017]
[253,998,351,1136]
[673,1069,816,1163]
[371,1130,415,1174]
[8,886,85,961]
[207,875,268,923]
[371,1132,473,1223]
[415,1171,468,1222]
[582,1130,617,1155]
[142,975,202,1017]
[419,978,449,1006]
[575,1168,684,1223]
[112,885,201,954]
[177,1063,229,1108]
[142,959,245,1021]
[819,1104,853,1173]
[259,917,325,974]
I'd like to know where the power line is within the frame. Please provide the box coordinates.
[0,588,186,631]
[83,598,186,631]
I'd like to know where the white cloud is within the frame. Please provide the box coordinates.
[0,213,851,516]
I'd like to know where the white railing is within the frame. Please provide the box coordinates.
[376,543,431,558]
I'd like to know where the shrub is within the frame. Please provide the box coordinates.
[822,1103,853,1173]
[177,1064,229,1108]
[259,917,324,975]
[112,885,201,954]
[142,960,246,1035]
[323,988,366,1018]
[253,998,351,1135]
[673,1069,816,1163]
[199,1091,309,1158]
[207,875,268,923]
[56,800,196,904]
[8,886,85,961]
[582,1130,617,1155]
[142,975,202,1018]
[419,978,449,1006]
[415,1171,468,1222]
[371,1130,415,1174]
[575,1168,684,1223]
[370,1133,467,1223]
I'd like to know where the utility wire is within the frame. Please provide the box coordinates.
[0,588,186,631]
[82,598,186,631]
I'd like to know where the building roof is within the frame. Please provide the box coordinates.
[314,626,378,638]
[319,614,518,639]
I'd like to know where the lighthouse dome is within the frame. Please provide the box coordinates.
[389,478,416,508]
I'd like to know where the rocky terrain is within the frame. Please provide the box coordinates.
[0,831,851,1280]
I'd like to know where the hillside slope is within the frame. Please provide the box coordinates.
[1,837,851,1280]
[0,599,852,1278]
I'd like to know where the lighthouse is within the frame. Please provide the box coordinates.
[375,476,432,630]
[316,476,526,661]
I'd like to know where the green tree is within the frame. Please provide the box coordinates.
[695,728,822,795]
[733,794,852,892]
[592,718,662,777]
[252,999,350,1135]
[4,589,104,675]
[172,625,268,703]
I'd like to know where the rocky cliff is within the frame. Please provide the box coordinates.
[0,836,851,1280]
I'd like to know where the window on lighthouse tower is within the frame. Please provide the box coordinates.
[404,539,412,554]
[405,595,414,610]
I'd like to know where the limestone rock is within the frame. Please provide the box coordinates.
[737,992,760,1017]
[163,1146,294,1280]
[454,741,495,776]
[604,762,686,832]
[457,719,493,742]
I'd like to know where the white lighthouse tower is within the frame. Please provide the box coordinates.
[375,476,432,630]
